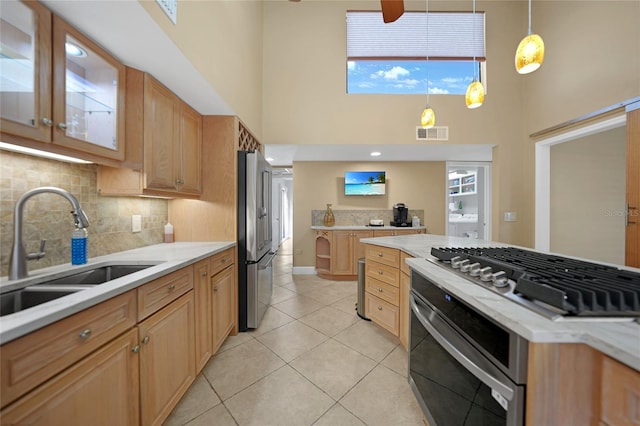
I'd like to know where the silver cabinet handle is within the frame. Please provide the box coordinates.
[378,288,383,292]
[57,122,67,130]
[201,271,207,277]
[132,345,140,353]
[79,329,92,339]
[142,336,150,344]
[213,286,218,292]
[378,270,383,275]
[41,117,53,126]
[168,284,176,290]
[377,306,383,311]
[378,252,383,257]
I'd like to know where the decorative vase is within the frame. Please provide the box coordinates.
[323,204,335,227]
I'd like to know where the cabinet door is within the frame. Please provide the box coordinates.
[178,103,202,195]
[331,231,353,275]
[1,329,140,426]
[212,264,235,353]
[352,231,373,274]
[144,75,180,192]
[139,292,196,426]
[194,258,212,373]
[0,0,52,142]
[52,16,125,160]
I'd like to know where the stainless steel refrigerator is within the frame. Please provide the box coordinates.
[237,150,275,331]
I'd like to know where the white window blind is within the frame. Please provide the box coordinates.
[347,11,485,60]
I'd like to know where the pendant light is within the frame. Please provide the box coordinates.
[515,0,544,74]
[465,0,484,108]
[420,0,435,129]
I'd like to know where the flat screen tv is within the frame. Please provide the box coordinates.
[344,171,386,195]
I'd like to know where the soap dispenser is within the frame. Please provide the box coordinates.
[71,226,88,265]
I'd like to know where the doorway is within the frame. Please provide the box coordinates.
[445,162,492,240]
[271,169,293,252]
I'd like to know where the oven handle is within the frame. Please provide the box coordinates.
[410,294,515,400]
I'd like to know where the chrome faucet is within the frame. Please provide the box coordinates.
[9,187,90,280]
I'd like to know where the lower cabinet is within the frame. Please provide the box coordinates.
[139,291,195,426]
[212,264,235,353]
[1,328,140,425]
[314,229,373,279]
[0,250,237,426]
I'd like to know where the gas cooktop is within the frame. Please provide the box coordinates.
[428,247,640,320]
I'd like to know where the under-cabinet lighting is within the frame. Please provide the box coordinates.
[0,142,93,164]
[370,151,381,157]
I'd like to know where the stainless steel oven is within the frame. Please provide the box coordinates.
[409,270,528,426]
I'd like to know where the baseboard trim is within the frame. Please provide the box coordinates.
[292,266,317,275]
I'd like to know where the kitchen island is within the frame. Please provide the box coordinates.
[362,233,640,426]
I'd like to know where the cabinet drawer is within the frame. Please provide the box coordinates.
[138,265,194,321]
[365,293,399,336]
[210,248,234,276]
[400,251,413,276]
[0,290,137,408]
[366,276,399,306]
[365,260,400,287]
[365,245,400,268]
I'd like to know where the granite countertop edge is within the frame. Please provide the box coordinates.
[361,234,640,372]
[0,241,235,345]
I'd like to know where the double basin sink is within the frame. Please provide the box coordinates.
[0,264,156,316]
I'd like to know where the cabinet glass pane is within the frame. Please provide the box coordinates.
[0,1,36,127]
[64,34,118,150]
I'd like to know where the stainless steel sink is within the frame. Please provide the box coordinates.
[0,263,156,316]
[43,265,153,285]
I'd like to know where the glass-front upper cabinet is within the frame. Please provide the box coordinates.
[0,2,125,161]
[0,0,52,142]
[52,16,125,160]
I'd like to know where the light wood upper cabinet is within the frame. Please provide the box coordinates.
[0,1,51,143]
[97,70,202,198]
[0,4,125,161]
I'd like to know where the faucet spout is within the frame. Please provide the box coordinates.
[9,186,90,280]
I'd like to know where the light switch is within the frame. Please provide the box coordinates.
[132,215,142,233]
[504,212,517,222]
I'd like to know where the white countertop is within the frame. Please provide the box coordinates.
[0,242,235,345]
[361,234,640,371]
[312,225,427,231]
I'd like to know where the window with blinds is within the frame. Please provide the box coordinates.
[346,11,486,95]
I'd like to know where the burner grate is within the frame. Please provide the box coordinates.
[430,247,640,317]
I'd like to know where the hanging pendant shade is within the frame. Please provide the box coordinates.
[420,107,436,129]
[515,33,545,74]
[465,80,485,109]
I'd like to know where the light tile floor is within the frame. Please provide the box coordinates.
[164,239,424,426]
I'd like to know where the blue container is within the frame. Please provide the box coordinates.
[71,228,88,265]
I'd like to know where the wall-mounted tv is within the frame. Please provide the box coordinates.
[345,171,386,195]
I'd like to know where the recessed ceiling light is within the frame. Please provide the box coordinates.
[266,157,274,162]
[370,151,381,157]
[65,42,87,58]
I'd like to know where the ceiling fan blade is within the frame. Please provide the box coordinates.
[381,0,405,23]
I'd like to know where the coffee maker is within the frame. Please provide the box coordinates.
[390,203,409,227]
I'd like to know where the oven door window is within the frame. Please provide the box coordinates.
[409,294,524,425]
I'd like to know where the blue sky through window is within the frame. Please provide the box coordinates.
[347,60,480,95]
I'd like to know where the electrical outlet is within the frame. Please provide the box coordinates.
[132,215,142,233]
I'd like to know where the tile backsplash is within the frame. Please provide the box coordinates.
[0,151,168,277]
